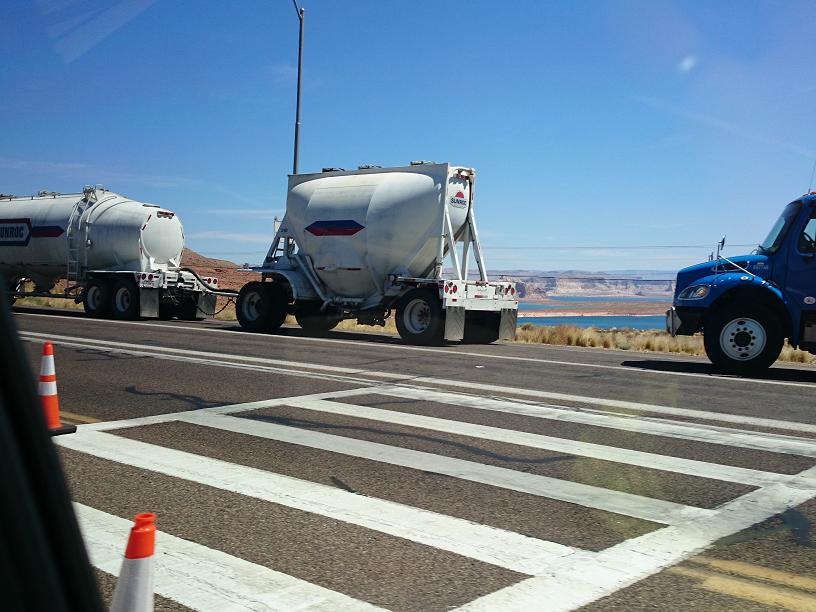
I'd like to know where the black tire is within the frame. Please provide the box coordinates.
[110,279,141,320]
[236,282,288,332]
[395,288,444,345]
[295,303,341,335]
[463,311,501,344]
[82,280,111,318]
[704,303,784,374]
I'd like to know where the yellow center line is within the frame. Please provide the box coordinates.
[669,566,816,611]
[689,556,816,594]
[59,410,101,424]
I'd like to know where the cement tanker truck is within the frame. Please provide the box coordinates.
[236,162,518,344]
[1,187,223,320]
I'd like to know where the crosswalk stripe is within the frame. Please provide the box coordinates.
[376,387,816,459]
[455,465,816,611]
[57,430,580,575]
[283,397,795,488]
[181,411,713,525]
[75,503,383,611]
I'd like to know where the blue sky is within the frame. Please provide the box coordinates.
[2,0,815,271]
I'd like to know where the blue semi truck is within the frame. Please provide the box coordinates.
[667,191,816,373]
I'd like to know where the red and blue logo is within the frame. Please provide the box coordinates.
[449,191,467,207]
[0,218,64,247]
[305,220,365,237]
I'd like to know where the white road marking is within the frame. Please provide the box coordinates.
[280,397,804,489]
[17,310,816,389]
[57,381,816,609]
[20,330,816,435]
[377,387,816,460]
[17,335,399,397]
[180,411,713,525]
[456,465,816,611]
[75,503,382,611]
[70,384,800,488]
[19,331,403,381]
[82,389,374,432]
[57,430,580,576]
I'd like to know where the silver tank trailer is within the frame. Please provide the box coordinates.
[238,163,519,344]
[0,189,184,289]
[285,167,471,297]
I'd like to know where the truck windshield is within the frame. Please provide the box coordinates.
[757,200,801,254]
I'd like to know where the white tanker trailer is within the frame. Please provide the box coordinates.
[0,187,225,320]
[236,162,519,344]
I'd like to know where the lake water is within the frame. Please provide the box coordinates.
[518,297,670,311]
[518,314,666,330]
[543,295,671,303]
[518,297,669,330]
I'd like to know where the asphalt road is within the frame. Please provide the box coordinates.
[12,306,816,611]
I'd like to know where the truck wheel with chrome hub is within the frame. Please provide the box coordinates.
[236,282,288,332]
[396,288,444,345]
[111,279,141,320]
[82,279,111,318]
[704,304,783,374]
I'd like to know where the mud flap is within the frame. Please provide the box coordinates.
[444,305,466,341]
[197,292,217,318]
[499,308,518,340]
[139,288,159,318]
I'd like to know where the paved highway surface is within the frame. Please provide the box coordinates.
[12,306,816,611]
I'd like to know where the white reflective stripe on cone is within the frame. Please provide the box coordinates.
[38,380,58,396]
[110,556,154,612]
[40,355,55,376]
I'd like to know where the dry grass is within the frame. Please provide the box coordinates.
[335,317,398,334]
[515,322,815,364]
[15,296,84,310]
[16,298,815,365]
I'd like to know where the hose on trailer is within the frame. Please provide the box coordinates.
[179,267,240,297]
[178,267,241,318]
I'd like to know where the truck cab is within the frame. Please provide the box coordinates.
[668,192,816,373]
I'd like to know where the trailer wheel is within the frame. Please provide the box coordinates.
[463,311,501,344]
[295,303,341,335]
[82,280,111,318]
[396,288,444,345]
[111,279,141,320]
[236,282,288,332]
[704,303,783,374]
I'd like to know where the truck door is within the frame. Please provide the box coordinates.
[785,206,816,343]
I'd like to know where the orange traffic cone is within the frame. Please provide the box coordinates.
[110,513,156,612]
[38,342,76,436]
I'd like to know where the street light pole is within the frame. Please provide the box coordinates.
[292,1,304,175]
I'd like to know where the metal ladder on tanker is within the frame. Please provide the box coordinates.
[264,216,288,264]
[65,198,89,292]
